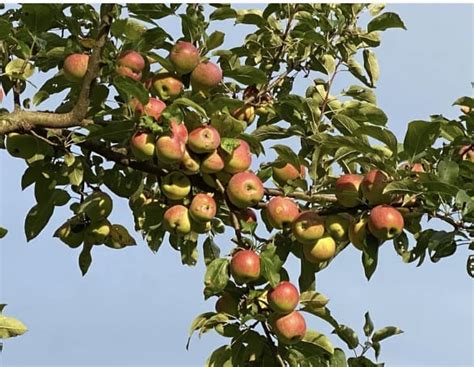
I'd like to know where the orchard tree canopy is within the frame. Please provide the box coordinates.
[0,3,473,366]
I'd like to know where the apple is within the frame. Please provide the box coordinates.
[291,211,325,245]
[232,105,255,125]
[237,208,257,224]
[170,120,188,144]
[268,281,299,314]
[54,221,84,248]
[190,61,223,91]
[272,161,305,187]
[161,171,191,200]
[325,214,350,242]
[201,150,225,173]
[130,131,155,161]
[368,205,404,241]
[63,53,89,82]
[223,140,252,174]
[361,169,391,205]
[303,235,336,263]
[349,216,368,251]
[156,134,185,164]
[116,50,145,80]
[152,72,183,100]
[181,149,201,175]
[163,205,192,235]
[189,193,217,222]
[411,163,425,173]
[335,174,363,208]
[215,293,239,316]
[265,197,300,229]
[270,311,307,345]
[226,172,264,208]
[459,145,474,163]
[230,249,261,283]
[188,126,221,154]
[133,97,166,121]
[85,220,111,244]
[6,133,38,159]
[169,41,200,75]
[80,192,113,222]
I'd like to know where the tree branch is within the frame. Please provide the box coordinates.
[261,321,286,367]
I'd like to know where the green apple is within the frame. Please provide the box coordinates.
[161,172,191,200]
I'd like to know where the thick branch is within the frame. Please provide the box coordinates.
[0,4,114,135]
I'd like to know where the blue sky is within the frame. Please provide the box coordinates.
[1,3,473,366]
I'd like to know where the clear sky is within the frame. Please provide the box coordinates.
[1,3,473,366]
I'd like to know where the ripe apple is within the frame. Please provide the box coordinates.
[270,311,307,345]
[130,131,155,161]
[201,150,225,173]
[156,134,185,164]
[368,205,404,241]
[215,293,239,316]
[265,197,300,229]
[152,72,183,100]
[232,105,255,125]
[169,41,200,75]
[190,61,223,91]
[85,220,111,244]
[170,120,188,143]
[54,221,84,248]
[459,145,474,163]
[325,214,351,242]
[349,216,368,251]
[81,192,113,222]
[226,172,264,208]
[161,171,191,200]
[163,205,192,235]
[189,193,217,222]
[188,126,221,154]
[133,97,166,121]
[361,169,391,205]
[230,249,261,283]
[335,174,363,208]
[291,211,325,245]
[303,235,336,263]
[268,281,299,314]
[6,133,38,159]
[223,140,252,174]
[181,149,201,175]
[116,50,145,80]
[63,53,89,82]
[272,161,305,186]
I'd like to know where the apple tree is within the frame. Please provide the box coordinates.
[0,3,472,366]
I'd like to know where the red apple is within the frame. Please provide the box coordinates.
[156,134,185,164]
[189,193,217,222]
[459,145,474,163]
[361,169,391,205]
[188,126,221,154]
[368,205,404,241]
[163,205,191,235]
[190,61,223,91]
[63,54,89,82]
[170,120,188,143]
[130,131,155,161]
[270,311,307,345]
[133,97,166,121]
[226,172,264,208]
[223,140,252,174]
[272,161,305,186]
[230,249,260,283]
[169,41,200,75]
[116,50,145,80]
[265,197,300,229]
[291,211,325,245]
[152,72,183,100]
[201,150,225,173]
[268,281,299,314]
[335,174,363,208]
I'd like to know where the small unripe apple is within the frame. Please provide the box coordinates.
[133,97,166,121]
[188,126,221,154]
[152,72,184,100]
[116,50,145,80]
[303,235,336,263]
[81,192,113,222]
[268,281,299,314]
[63,53,89,82]
[180,149,201,175]
[335,174,363,208]
[265,197,300,229]
[156,134,185,164]
[163,205,192,235]
[190,61,223,91]
[189,193,216,222]
[349,216,368,251]
[6,133,38,159]
[54,221,84,248]
[325,214,351,242]
[230,249,260,283]
[169,41,200,75]
[215,292,239,316]
[272,161,305,187]
[223,140,252,174]
[226,172,264,208]
[201,150,225,173]
[270,311,307,345]
[368,205,404,241]
[85,220,111,244]
[130,131,155,161]
[291,211,325,245]
[161,171,191,200]
[459,145,474,163]
[361,169,391,205]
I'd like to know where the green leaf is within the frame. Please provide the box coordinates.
[453,96,474,108]
[173,97,208,118]
[302,330,334,355]
[362,236,379,280]
[0,315,28,339]
[203,237,220,266]
[348,356,382,367]
[220,137,241,155]
[0,227,7,239]
[403,120,440,160]
[302,307,339,329]
[205,345,233,367]
[355,125,397,154]
[210,7,236,21]
[367,12,407,32]
[79,244,93,276]
[113,76,149,105]
[104,225,137,249]
[363,312,374,337]
[204,258,229,296]
[343,85,376,104]
[437,160,459,184]
[5,59,35,80]
[329,348,348,367]
[181,237,199,266]
[235,9,266,27]
[299,291,329,308]
[333,325,359,350]
[372,326,403,342]
[363,50,379,86]
[272,144,301,173]
[24,202,54,241]
[206,31,225,51]
[225,66,267,85]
